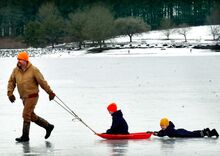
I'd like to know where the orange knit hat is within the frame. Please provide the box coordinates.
[107,103,117,112]
[160,118,169,126]
[17,51,29,61]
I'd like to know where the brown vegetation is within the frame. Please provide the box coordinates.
[0,38,27,49]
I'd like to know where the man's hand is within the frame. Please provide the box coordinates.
[9,95,16,103]
[49,92,56,101]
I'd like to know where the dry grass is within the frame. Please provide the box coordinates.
[0,38,27,49]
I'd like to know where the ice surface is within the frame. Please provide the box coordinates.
[0,51,220,155]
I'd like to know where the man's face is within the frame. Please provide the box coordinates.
[17,59,27,68]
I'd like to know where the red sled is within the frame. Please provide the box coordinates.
[96,132,153,140]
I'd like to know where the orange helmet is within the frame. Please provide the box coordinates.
[17,51,29,61]
[107,103,117,112]
[160,118,169,127]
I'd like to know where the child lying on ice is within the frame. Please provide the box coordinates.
[148,118,219,138]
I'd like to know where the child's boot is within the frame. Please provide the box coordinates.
[210,129,219,138]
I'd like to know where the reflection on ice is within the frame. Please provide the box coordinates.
[151,137,219,155]
[97,140,128,155]
[17,141,54,155]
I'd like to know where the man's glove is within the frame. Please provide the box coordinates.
[49,92,56,101]
[9,95,16,103]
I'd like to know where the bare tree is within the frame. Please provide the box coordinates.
[115,17,150,42]
[177,24,191,42]
[210,25,220,40]
[206,2,220,41]
[160,17,175,40]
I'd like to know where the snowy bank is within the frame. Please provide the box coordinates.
[0,25,219,58]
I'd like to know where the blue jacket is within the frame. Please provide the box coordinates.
[157,121,202,138]
[106,110,129,134]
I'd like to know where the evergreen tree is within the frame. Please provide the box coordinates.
[37,2,65,48]
[83,4,115,48]
[207,0,220,24]
[0,6,24,37]
[68,10,88,49]
[24,21,42,47]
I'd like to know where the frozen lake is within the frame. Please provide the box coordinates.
[0,54,220,155]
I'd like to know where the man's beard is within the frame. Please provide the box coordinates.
[17,62,22,69]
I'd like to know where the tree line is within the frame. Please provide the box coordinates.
[0,0,220,48]
[23,3,149,48]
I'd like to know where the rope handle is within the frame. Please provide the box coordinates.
[53,96,96,134]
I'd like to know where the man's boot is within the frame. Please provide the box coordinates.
[15,121,30,142]
[210,129,219,138]
[35,117,54,139]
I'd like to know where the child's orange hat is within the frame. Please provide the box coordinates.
[160,118,169,126]
[107,103,117,112]
[17,51,29,61]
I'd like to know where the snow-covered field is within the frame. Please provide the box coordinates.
[0,25,220,59]
[115,25,216,41]
[0,52,220,155]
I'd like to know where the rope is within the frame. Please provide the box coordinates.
[53,96,96,134]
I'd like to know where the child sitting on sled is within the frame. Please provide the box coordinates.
[105,103,129,134]
[151,118,219,138]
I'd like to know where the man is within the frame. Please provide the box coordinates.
[7,51,56,142]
